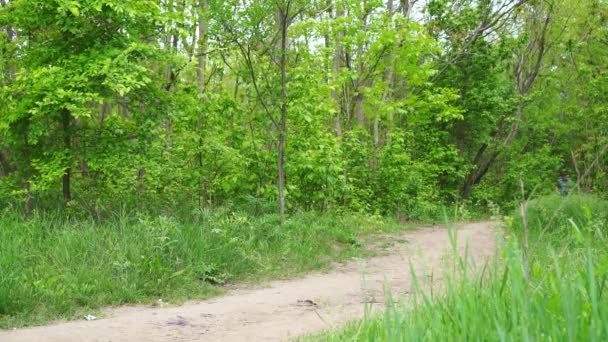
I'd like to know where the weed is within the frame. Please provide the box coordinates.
[0,211,407,328]
[312,194,608,341]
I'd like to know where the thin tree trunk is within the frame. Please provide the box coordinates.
[399,0,412,17]
[168,10,180,90]
[0,150,12,176]
[0,0,15,83]
[278,4,290,227]
[372,117,380,176]
[229,73,240,146]
[385,0,396,143]
[197,0,208,93]
[24,181,32,216]
[62,109,72,202]
[332,0,343,136]
[374,0,395,174]
[100,100,111,128]
[355,93,365,126]
[197,0,208,208]
[333,0,347,205]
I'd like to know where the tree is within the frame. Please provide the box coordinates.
[0,0,172,210]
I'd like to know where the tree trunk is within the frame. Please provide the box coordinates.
[0,0,15,83]
[168,10,180,90]
[372,117,380,176]
[399,0,411,17]
[229,72,240,147]
[197,0,208,94]
[197,0,208,208]
[24,181,32,216]
[0,149,12,176]
[375,0,395,172]
[456,121,466,155]
[100,100,111,128]
[460,2,552,199]
[331,0,343,136]
[355,93,365,127]
[62,109,72,202]
[278,4,290,227]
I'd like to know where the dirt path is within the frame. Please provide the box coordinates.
[1,221,497,342]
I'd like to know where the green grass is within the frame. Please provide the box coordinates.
[313,194,608,341]
[0,210,407,329]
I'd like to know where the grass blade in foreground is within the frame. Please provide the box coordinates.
[314,195,608,341]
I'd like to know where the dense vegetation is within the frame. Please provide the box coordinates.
[1,0,606,220]
[315,195,608,341]
[0,211,407,328]
[1,0,608,333]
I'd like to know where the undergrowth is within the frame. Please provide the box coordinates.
[313,194,608,341]
[0,210,405,329]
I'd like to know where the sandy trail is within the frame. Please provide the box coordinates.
[1,221,497,342]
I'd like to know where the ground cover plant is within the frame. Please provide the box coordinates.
[0,210,406,329]
[314,194,608,341]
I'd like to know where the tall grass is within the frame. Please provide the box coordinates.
[315,194,608,341]
[0,210,403,328]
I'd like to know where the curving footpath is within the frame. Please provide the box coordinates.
[1,221,498,342]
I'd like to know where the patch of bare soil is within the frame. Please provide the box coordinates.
[1,221,497,342]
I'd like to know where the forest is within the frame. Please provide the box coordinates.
[1,0,608,339]
[0,0,606,220]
